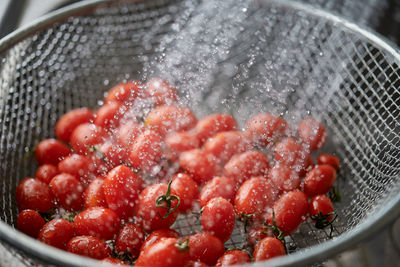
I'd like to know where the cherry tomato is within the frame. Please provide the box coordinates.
[215,250,251,267]
[188,233,224,266]
[35,164,59,184]
[74,207,120,240]
[247,226,273,247]
[274,137,305,165]
[223,150,269,185]
[203,131,251,164]
[38,218,74,250]
[145,105,197,137]
[267,190,308,235]
[66,235,111,259]
[105,81,143,104]
[70,123,105,155]
[103,165,143,219]
[304,165,337,197]
[234,177,278,222]
[140,228,180,252]
[179,149,221,184]
[201,197,235,243]
[97,141,127,169]
[171,173,199,213]
[84,177,107,208]
[136,183,179,232]
[317,154,340,170]
[50,173,84,211]
[136,237,190,267]
[58,154,95,185]
[165,131,200,160]
[199,176,236,207]
[246,113,288,146]
[17,209,45,238]
[128,130,163,172]
[269,164,301,193]
[185,261,209,267]
[298,117,327,151]
[144,78,178,106]
[35,139,70,165]
[253,237,285,262]
[309,194,334,221]
[95,102,125,129]
[101,258,128,265]
[117,121,143,147]
[16,178,54,212]
[115,223,145,258]
[55,107,94,142]
[194,113,238,144]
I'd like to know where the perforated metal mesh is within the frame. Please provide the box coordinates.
[0,0,399,265]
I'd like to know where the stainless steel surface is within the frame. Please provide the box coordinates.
[0,0,399,266]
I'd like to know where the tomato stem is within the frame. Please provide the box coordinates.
[175,238,189,252]
[264,210,286,252]
[328,187,341,203]
[310,211,338,238]
[155,180,180,219]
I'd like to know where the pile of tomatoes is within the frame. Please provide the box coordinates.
[15,78,340,266]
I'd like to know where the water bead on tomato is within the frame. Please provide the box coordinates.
[55,107,94,142]
[298,117,327,151]
[199,176,236,207]
[105,81,144,104]
[144,78,178,106]
[38,219,74,250]
[304,164,337,197]
[35,139,70,166]
[246,113,289,146]
[179,149,221,184]
[115,223,145,258]
[66,235,111,259]
[128,130,163,172]
[49,173,84,211]
[84,177,107,208]
[17,209,45,238]
[35,164,59,184]
[70,123,106,155]
[194,113,238,144]
[16,178,54,212]
[253,237,286,262]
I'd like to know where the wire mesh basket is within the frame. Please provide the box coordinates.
[0,0,399,266]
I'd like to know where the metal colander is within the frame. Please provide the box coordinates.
[0,0,399,266]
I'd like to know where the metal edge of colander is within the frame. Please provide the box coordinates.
[0,0,399,266]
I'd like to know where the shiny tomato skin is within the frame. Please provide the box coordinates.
[317,154,340,170]
[70,123,105,155]
[66,235,111,259]
[140,229,180,252]
[38,219,74,250]
[35,164,59,184]
[179,149,221,184]
[274,137,304,165]
[215,250,251,267]
[194,113,238,144]
[304,165,337,197]
[58,154,95,186]
[84,177,107,208]
[185,261,209,267]
[144,78,178,106]
[269,164,301,193]
[188,233,224,266]
[17,209,45,238]
[298,117,327,151]
[165,131,200,160]
[101,257,128,265]
[50,173,84,211]
[115,223,145,258]
[246,113,288,146]
[309,194,334,221]
[128,130,163,172]
[171,173,199,213]
[97,141,127,169]
[16,178,54,212]
[117,121,143,147]
[253,237,285,262]
[105,81,143,104]
[247,226,273,247]
[55,107,94,142]
[103,165,143,219]
[201,197,235,243]
[35,139,70,166]
[94,102,124,129]
[199,176,236,207]
[74,207,120,240]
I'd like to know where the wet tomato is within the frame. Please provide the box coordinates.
[17,209,45,238]
[298,117,327,151]
[16,178,54,212]
[246,113,288,146]
[304,164,336,197]
[253,237,285,262]
[55,107,94,142]
[66,235,111,259]
[117,121,143,147]
[215,250,251,267]
[101,258,128,265]
[144,78,178,106]
[70,123,105,155]
[274,137,305,166]
[247,226,273,247]
[199,176,236,207]
[185,260,209,267]
[309,194,334,221]
[105,81,143,104]
[128,130,163,172]
[179,149,220,184]
[50,173,84,211]
[194,113,238,144]
[317,153,340,170]
[188,233,224,266]
[171,173,199,213]
[35,164,59,184]
[97,141,127,169]
[94,102,124,129]
[35,139,70,166]
[269,164,301,193]
[58,154,95,186]
[84,177,107,208]
[115,223,145,258]
[165,131,200,160]
[38,219,74,250]
[140,229,180,252]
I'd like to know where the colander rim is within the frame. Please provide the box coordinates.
[0,0,399,266]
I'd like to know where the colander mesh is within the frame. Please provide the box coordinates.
[0,0,399,265]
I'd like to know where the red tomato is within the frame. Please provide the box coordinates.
[246,113,288,146]
[15,178,54,212]
[247,226,273,247]
[267,190,308,235]
[203,131,251,164]
[145,105,197,137]
[38,219,74,250]
[304,165,337,197]
[317,154,340,170]
[35,139,70,165]
[101,258,128,265]
[171,173,199,213]
[215,250,251,267]
[66,235,111,259]
[84,177,107,208]
[309,194,334,221]
[188,233,224,266]
[253,237,285,262]
[274,137,305,165]
[234,177,278,222]
[50,173,84,211]
[55,107,94,142]
[35,164,59,184]
[136,237,190,267]
[144,78,178,106]
[128,130,163,172]
[115,223,145,258]
[103,165,143,219]
[298,117,327,151]
[95,102,125,129]
[105,81,143,104]
[74,207,120,240]
[136,183,179,232]
[97,141,127,169]
[165,131,200,160]
[223,150,269,185]
[194,113,238,144]
[117,121,143,147]
[58,154,95,185]
[17,209,45,238]
[269,164,301,193]
[201,197,235,243]
[179,149,221,184]
[70,123,105,155]
[185,261,209,267]
[199,176,236,207]
[140,229,180,252]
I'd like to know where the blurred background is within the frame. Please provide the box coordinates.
[0,0,399,266]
